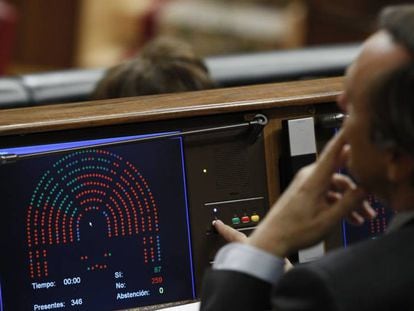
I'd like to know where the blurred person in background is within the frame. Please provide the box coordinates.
[91,37,214,99]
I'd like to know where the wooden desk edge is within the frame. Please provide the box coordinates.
[0,77,344,136]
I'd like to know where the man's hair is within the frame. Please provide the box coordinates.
[92,37,214,99]
[379,5,414,56]
[370,64,414,155]
[368,5,414,155]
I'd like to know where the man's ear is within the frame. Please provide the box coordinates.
[386,150,414,182]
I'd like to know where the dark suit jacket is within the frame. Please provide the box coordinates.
[200,223,414,311]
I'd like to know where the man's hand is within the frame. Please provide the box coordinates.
[212,219,293,271]
[245,130,375,258]
[212,219,293,272]
[212,219,247,242]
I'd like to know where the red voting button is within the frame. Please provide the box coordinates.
[241,216,250,224]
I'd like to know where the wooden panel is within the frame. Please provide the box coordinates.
[9,0,80,69]
[0,76,343,136]
[306,0,407,44]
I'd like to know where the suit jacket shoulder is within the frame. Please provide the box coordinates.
[273,224,414,311]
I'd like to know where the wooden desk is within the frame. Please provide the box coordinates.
[0,76,343,203]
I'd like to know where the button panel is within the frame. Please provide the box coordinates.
[211,211,262,230]
[207,197,266,235]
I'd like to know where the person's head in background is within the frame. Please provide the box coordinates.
[337,4,414,209]
[92,37,215,100]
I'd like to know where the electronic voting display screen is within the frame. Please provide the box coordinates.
[0,133,195,310]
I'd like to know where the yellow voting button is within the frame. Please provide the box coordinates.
[251,214,260,223]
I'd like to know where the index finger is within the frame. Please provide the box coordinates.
[310,129,347,185]
[213,220,247,243]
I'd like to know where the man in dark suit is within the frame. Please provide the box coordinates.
[200,5,414,311]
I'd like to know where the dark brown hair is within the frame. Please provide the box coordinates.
[370,64,414,154]
[92,37,214,99]
[368,5,414,154]
[379,5,414,56]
